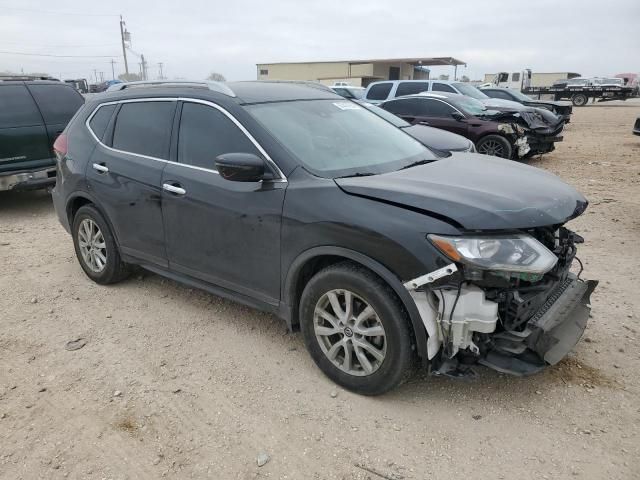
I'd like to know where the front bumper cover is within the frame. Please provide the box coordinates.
[526,276,598,365]
[479,275,597,376]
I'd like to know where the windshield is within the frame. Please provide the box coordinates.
[247,100,433,178]
[359,102,410,128]
[452,82,488,100]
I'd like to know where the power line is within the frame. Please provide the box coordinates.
[0,50,120,58]
[3,6,118,17]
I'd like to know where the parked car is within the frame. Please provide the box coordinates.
[634,116,640,135]
[480,87,573,123]
[331,86,365,99]
[380,93,562,159]
[0,80,85,191]
[357,101,475,155]
[52,81,596,395]
[364,79,564,129]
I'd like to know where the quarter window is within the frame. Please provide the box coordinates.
[27,84,84,125]
[0,85,42,128]
[88,104,116,141]
[112,101,176,159]
[395,82,430,97]
[366,83,393,101]
[178,102,260,170]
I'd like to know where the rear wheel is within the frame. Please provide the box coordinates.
[72,205,129,284]
[299,262,414,395]
[571,93,588,106]
[476,134,513,159]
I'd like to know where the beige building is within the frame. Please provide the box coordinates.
[483,71,581,88]
[256,57,466,87]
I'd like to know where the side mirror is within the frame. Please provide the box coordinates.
[215,153,267,182]
[451,111,465,121]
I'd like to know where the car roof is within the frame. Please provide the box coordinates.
[98,80,342,105]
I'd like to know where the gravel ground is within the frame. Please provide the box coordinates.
[1,100,639,480]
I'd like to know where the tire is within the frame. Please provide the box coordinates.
[72,204,129,284]
[475,134,513,159]
[299,262,414,395]
[571,93,588,107]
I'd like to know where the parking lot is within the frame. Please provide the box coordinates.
[1,100,639,479]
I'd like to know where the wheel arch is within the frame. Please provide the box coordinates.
[65,192,121,247]
[282,246,429,363]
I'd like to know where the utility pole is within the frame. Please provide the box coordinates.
[158,62,164,80]
[93,69,98,83]
[119,15,129,75]
[99,72,104,82]
[141,54,147,80]
[110,59,116,80]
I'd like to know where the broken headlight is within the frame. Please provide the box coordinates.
[428,234,558,274]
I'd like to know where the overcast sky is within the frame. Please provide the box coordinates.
[1,0,638,83]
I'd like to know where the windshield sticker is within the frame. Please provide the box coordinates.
[333,102,362,111]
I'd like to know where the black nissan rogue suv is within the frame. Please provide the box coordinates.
[0,79,84,191]
[52,80,597,395]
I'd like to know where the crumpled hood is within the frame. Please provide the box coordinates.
[335,154,588,230]
[481,99,563,132]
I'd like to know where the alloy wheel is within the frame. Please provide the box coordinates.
[78,218,107,273]
[478,139,506,157]
[313,289,387,376]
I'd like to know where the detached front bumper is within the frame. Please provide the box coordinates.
[479,274,597,376]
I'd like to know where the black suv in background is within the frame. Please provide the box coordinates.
[52,81,596,395]
[0,80,84,191]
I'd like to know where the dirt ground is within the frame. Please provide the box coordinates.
[1,100,639,480]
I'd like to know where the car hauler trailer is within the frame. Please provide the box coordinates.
[485,69,635,106]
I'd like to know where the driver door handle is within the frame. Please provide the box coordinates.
[163,183,186,195]
[92,163,109,173]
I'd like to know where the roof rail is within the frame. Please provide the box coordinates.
[106,80,236,97]
[0,75,59,81]
[253,80,334,92]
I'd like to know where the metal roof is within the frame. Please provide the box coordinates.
[257,57,466,67]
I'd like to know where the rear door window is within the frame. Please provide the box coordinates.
[88,104,117,141]
[420,99,457,117]
[395,82,430,97]
[432,83,457,93]
[27,84,84,125]
[0,85,43,128]
[178,102,260,170]
[366,83,393,100]
[112,101,176,159]
[382,99,423,116]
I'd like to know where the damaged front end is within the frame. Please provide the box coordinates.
[495,110,565,158]
[406,226,597,377]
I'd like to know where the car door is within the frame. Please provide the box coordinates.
[411,98,468,137]
[0,84,51,176]
[86,99,176,267]
[161,100,286,305]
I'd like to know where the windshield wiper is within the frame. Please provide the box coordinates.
[399,159,436,170]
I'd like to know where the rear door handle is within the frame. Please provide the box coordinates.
[162,183,186,195]
[92,163,109,173]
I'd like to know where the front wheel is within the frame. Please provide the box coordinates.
[299,263,414,395]
[476,134,513,159]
